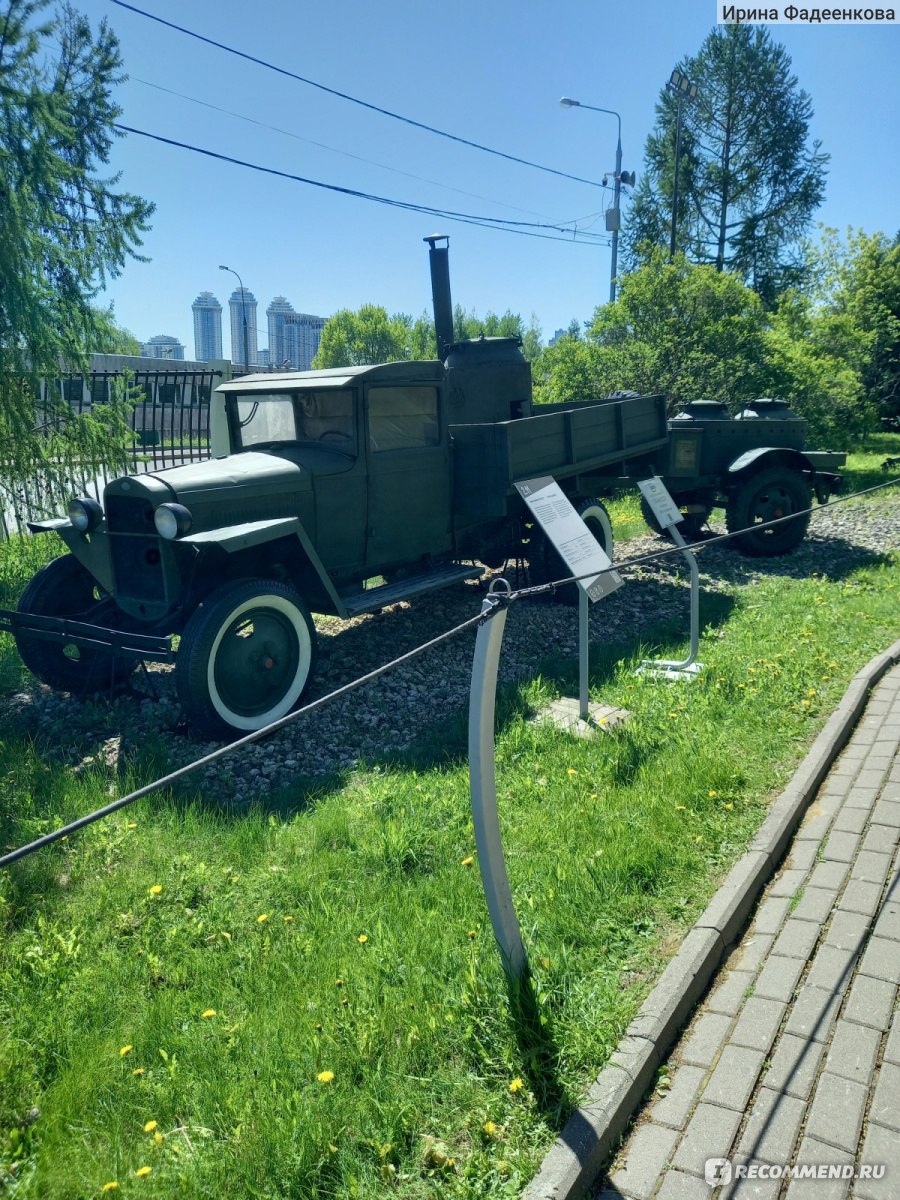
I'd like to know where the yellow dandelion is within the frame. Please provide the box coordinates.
[468,930,477,939]
[340,997,349,1006]
[357,934,368,944]
[335,978,344,987]
[201,1009,216,1018]
[135,1166,152,1178]
[483,1120,498,1136]
[127,822,137,830]
[143,1120,157,1133]
[461,856,474,867]
[101,1184,119,1193]
[566,768,577,776]
[119,1045,133,1057]
[668,712,679,719]
[154,1132,164,1146]
[256,913,269,924]
[675,805,686,812]
[708,790,718,798]
[328,1143,338,1153]
[132,1068,145,1077]
[149,885,162,896]
[317,1070,335,1083]
[283,915,294,923]
[724,802,734,811]
[509,1077,524,1094]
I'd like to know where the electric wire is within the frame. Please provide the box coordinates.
[3,473,898,871]
[114,125,611,246]
[111,0,604,190]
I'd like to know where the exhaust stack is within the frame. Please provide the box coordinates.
[424,234,454,361]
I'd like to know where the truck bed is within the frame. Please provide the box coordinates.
[450,393,668,516]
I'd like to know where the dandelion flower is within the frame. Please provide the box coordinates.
[101,1184,119,1193]
[132,1068,145,1077]
[509,1077,524,1093]
[256,913,269,924]
[154,1132,164,1146]
[461,856,474,867]
[127,822,137,830]
[149,885,162,896]
[283,915,294,923]
[317,1070,335,1083]
[566,768,577,776]
[468,930,477,939]
[335,978,344,987]
[135,1166,152,1177]
[357,934,368,944]
[483,1120,498,1136]
[143,1120,158,1133]
[724,802,734,811]
[708,790,718,798]
[675,805,686,812]
[201,1009,216,1019]
[119,1045,133,1057]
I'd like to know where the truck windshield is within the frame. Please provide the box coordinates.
[234,390,357,453]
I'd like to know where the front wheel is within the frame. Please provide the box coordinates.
[725,468,812,557]
[175,579,317,739]
[640,496,713,543]
[15,555,136,693]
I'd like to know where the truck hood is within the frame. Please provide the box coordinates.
[143,451,309,501]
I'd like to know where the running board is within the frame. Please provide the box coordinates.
[338,563,483,617]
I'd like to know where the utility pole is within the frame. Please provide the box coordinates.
[219,264,250,372]
[667,69,699,260]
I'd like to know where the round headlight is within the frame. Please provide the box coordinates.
[154,503,193,540]
[67,497,103,533]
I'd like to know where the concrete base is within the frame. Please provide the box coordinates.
[637,660,703,681]
[535,697,631,738]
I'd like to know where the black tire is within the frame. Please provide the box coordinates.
[640,496,713,542]
[531,498,614,604]
[725,468,812,557]
[15,555,136,694]
[175,578,317,739]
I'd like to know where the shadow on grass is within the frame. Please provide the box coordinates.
[506,967,572,1127]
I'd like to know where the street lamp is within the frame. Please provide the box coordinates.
[666,69,699,260]
[218,264,250,373]
[560,96,631,303]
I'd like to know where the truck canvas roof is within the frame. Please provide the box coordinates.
[216,359,444,394]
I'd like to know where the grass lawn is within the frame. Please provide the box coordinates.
[0,445,898,1198]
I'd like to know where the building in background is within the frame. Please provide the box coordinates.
[228,287,258,369]
[266,296,296,369]
[192,291,223,361]
[283,312,327,371]
[140,334,185,359]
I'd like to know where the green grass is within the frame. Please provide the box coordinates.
[0,444,898,1197]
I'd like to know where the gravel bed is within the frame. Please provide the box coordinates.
[5,489,899,806]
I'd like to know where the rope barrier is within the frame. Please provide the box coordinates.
[2,471,898,871]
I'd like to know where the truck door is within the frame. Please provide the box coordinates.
[365,384,453,570]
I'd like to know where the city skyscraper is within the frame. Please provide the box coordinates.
[192,291,223,361]
[228,287,258,368]
[266,296,296,369]
[283,313,327,371]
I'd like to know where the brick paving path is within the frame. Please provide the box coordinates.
[597,663,900,1200]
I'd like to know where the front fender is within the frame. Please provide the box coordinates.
[728,447,816,478]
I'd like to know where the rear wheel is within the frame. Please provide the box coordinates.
[15,555,135,693]
[176,578,316,739]
[725,468,812,556]
[530,498,614,604]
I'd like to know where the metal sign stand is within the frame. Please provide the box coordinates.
[636,477,703,680]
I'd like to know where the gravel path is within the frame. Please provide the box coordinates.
[5,487,899,805]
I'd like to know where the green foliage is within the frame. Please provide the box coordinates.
[0,0,153,512]
[89,305,142,356]
[624,25,827,303]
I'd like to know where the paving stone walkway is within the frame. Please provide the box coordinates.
[597,662,900,1200]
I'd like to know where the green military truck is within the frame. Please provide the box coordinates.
[4,238,844,737]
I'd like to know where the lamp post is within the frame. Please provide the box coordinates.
[666,69,699,260]
[219,264,250,372]
[560,96,626,303]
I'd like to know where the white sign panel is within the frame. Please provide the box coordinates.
[637,476,683,530]
[515,477,623,602]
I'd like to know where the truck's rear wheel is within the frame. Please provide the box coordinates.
[531,498,614,604]
[15,555,135,693]
[725,468,812,556]
[176,578,317,739]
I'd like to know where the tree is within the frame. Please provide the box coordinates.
[623,25,828,305]
[0,0,153,514]
[312,306,414,367]
[90,304,141,355]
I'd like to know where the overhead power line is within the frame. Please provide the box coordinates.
[111,0,603,191]
[114,125,611,246]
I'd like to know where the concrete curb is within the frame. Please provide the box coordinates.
[522,638,900,1200]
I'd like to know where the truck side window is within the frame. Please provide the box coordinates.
[368,386,440,452]
[295,389,356,452]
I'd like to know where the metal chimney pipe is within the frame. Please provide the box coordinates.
[424,234,454,361]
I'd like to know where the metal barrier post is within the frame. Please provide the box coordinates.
[468,580,527,980]
[579,587,590,720]
[638,523,702,678]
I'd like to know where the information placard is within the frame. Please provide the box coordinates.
[637,476,683,530]
[515,477,623,602]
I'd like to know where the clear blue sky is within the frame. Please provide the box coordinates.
[73,0,899,359]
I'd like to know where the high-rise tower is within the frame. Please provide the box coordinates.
[192,292,223,361]
[266,296,296,369]
[228,287,258,369]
